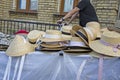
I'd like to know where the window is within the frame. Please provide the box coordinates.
[16,0,38,12]
[60,0,79,15]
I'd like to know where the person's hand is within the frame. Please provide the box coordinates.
[57,18,64,24]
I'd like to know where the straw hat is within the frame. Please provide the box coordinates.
[71,25,88,45]
[41,30,65,42]
[83,26,97,41]
[86,21,101,38]
[6,35,35,56]
[61,25,72,40]
[27,30,45,43]
[89,31,120,57]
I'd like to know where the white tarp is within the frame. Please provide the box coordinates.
[0,51,120,80]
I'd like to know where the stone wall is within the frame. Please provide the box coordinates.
[0,0,119,28]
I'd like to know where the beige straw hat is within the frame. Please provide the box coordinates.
[61,25,73,40]
[71,25,89,45]
[41,30,65,42]
[27,30,45,43]
[86,21,101,38]
[6,35,35,56]
[83,26,97,41]
[89,31,120,57]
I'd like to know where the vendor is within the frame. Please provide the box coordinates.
[57,0,99,27]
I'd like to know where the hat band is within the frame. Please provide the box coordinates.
[45,34,62,39]
[100,39,120,52]
[69,41,85,46]
[62,31,71,35]
[76,31,88,42]
[84,27,94,40]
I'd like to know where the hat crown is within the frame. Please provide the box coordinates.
[101,31,120,44]
[27,30,45,42]
[46,30,61,35]
[61,25,73,33]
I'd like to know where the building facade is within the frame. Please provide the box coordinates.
[0,0,119,28]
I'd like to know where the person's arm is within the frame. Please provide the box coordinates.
[67,12,79,25]
[57,7,80,24]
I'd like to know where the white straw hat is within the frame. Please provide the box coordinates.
[6,35,35,56]
[89,31,120,57]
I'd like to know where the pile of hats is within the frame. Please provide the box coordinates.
[40,30,66,51]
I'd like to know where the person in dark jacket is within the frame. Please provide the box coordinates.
[57,0,99,27]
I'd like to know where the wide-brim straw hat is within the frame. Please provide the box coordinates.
[41,30,65,42]
[89,31,120,57]
[6,35,35,56]
[86,21,101,38]
[71,25,89,45]
[40,42,63,48]
[27,30,45,43]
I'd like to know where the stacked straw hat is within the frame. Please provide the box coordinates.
[40,30,66,51]
[64,37,92,53]
[71,25,98,46]
[6,35,35,56]
[89,31,120,57]
[61,25,73,40]
[27,30,45,43]
[86,21,101,38]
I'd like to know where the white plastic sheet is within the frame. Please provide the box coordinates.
[0,51,120,80]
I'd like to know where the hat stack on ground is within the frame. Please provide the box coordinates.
[40,30,67,51]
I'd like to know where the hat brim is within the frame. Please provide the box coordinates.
[63,49,91,53]
[40,43,62,48]
[65,46,90,49]
[89,40,120,57]
[40,47,65,51]
[89,51,114,59]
